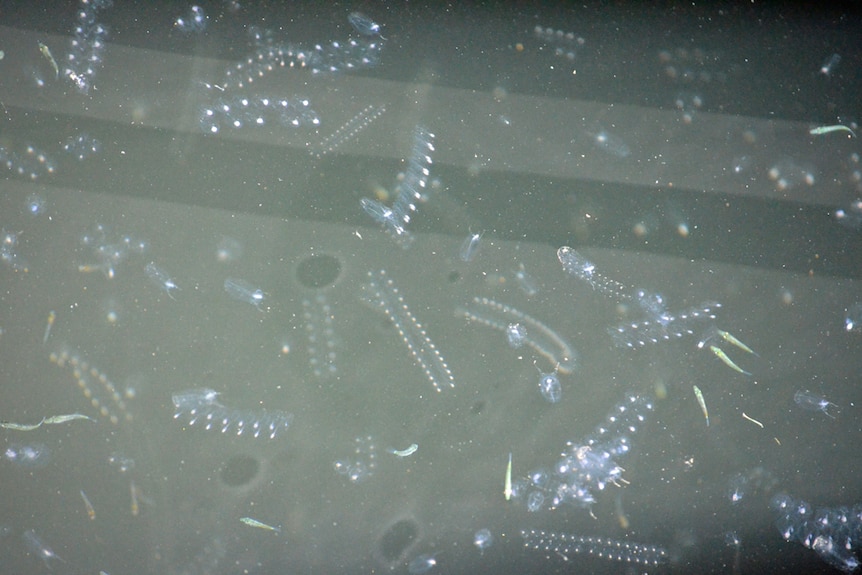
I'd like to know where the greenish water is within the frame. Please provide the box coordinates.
[0,2,861,574]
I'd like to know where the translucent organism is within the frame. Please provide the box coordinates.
[527,490,546,512]
[521,529,668,566]
[23,530,64,568]
[62,133,102,161]
[198,93,320,134]
[172,388,293,440]
[78,223,148,279]
[458,231,483,262]
[513,263,538,297]
[175,5,207,33]
[727,473,747,504]
[845,303,862,333]
[333,435,377,484]
[835,199,862,231]
[473,528,493,554]
[302,293,337,378]
[145,262,180,299]
[362,270,454,392]
[537,370,561,404]
[820,53,840,76]
[794,390,838,419]
[224,278,266,311]
[0,228,28,272]
[457,297,576,373]
[215,236,242,262]
[23,192,46,216]
[590,128,631,158]
[767,158,816,192]
[4,443,51,468]
[407,553,438,574]
[506,323,526,348]
[348,12,382,36]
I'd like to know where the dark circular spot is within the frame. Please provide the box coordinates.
[471,400,486,414]
[220,454,259,487]
[447,270,461,283]
[296,254,342,289]
[377,518,419,563]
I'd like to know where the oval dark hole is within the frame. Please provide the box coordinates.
[378,518,419,563]
[220,454,260,487]
[296,254,342,289]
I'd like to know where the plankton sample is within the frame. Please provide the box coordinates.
[473,528,494,554]
[145,262,179,299]
[408,553,438,574]
[224,277,266,310]
[537,370,562,403]
[23,529,65,568]
[794,390,838,419]
[458,231,483,262]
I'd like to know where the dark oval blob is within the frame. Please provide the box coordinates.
[220,454,259,487]
[296,254,342,289]
[377,518,420,563]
